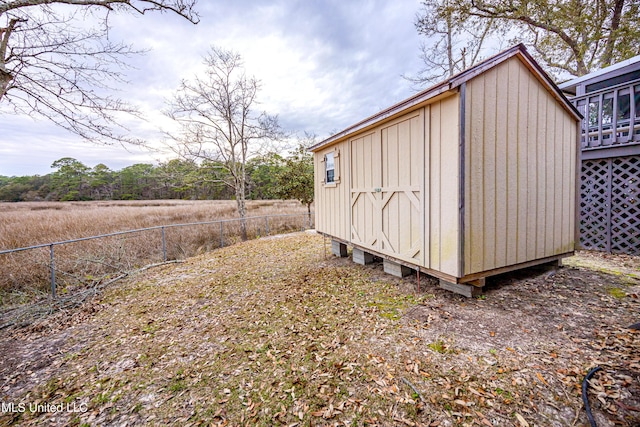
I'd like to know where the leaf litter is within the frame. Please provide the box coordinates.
[0,232,638,426]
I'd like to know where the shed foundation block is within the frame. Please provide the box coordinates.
[353,248,374,265]
[439,279,483,298]
[383,259,413,277]
[331,240,348,257]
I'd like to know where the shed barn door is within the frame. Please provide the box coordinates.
[380,115,423,264]
[350,113,424,264]
[350,132,380,250]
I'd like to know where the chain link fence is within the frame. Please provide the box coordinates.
[0,213,313,328]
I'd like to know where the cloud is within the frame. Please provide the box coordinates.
[1,0,425,176]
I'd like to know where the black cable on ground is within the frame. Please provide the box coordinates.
[582,366,602,427]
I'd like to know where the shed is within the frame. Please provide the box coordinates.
[310,44,582,296]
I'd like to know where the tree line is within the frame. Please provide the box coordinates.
[0,146,314,212]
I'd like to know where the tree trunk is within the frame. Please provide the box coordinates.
[0,18,22,101]
[235,178,247,241]
[601,0,625,67]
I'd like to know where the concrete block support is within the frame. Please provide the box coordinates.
[439,279,483,298]
[383,259,413,277]
[353,247,374,265]
[331,240,348,257]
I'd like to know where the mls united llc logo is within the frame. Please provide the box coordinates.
[2,401,88,413]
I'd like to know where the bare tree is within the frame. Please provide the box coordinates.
[0,1,199,143]
[408,0,498,85]
[165,46,282,238]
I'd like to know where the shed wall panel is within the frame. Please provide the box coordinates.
[483,67,497,271]
[464,57,577,275]
[428,95,460,276]
[553,98,563,253]
[515,61,530,263]
[495,62,509,268]
[314,142,350,241]
[506,59,520,265]
[350,132,379,248]
[380,113,424,263]
[545,96,555,258]
[430,102,442,269]
[466,71,485,273]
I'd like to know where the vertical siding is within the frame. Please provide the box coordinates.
[515,62,529,263]
[466,71,485,273]
[568,123,577,252]
[506,60,520,266]
[423,106,431,267]
[495,62,509,268]
[314,141,350,241]
[428,94,460,277]
[379,112,423,263]
[544,96,556,259]
[430,102,442,268]
[340,110,426,263]
[350,132,379,248]
[529,79,547,259]
[464,56,578,275]
[526,74,539,261]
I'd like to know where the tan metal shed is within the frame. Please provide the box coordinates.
[310,44,582,296]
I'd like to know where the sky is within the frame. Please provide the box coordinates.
[1,0,428,177]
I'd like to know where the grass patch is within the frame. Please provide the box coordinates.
[0,200,311,307]
[427,339,450,354]
[607,286,627,299]
[3,235,639,427]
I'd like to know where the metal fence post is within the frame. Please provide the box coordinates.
[0,213,316,297]
[161,227,167,262]
[49,244,56,298]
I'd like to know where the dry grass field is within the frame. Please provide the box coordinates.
[0,200,311,306]
[0,233,638,426]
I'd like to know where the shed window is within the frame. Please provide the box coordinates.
[325,152,335,183]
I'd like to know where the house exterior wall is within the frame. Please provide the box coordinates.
[463,56,578,276]
[561,57,640,255]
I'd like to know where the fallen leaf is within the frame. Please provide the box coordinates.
[515,413,529,427]
[536,372,548,385]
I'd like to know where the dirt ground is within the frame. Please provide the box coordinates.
[0,232,638,426]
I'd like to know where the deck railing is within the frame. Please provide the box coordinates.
[571,78,640,150]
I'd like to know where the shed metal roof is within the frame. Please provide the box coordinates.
[311,44,581,152]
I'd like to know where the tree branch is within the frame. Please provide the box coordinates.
[0,0,199,144]
[1,0,199,23]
